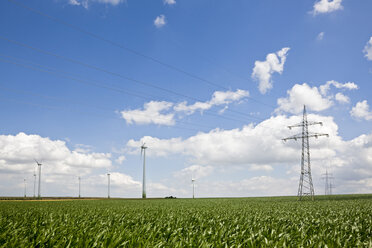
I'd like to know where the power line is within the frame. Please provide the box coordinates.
[0,39,263,123]
[6,0,276,110]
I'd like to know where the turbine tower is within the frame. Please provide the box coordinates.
[282,105,328,200]
[34,159,42,198]
[141,143,147,199]
[33,168,36,198]
[191,178,195,199]
[78,176,81,198]
[24,178,26,198]
[107,173,111,199]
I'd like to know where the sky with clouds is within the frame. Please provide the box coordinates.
[0,0,371,198]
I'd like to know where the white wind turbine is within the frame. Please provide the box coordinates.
[34,159,42,198]
[191,178,195,199]
[141,143,148,199]
[33,167,36,198]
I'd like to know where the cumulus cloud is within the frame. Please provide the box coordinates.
[126,113,372,196]
[277,81,358,114]
[120,101,175,126]
[363,37,372,61]
[120,89,249,126]
[174,89,249,115]
[312,0,343,15]
[319,80,358,96]
[335,92,350,104]
[350,100,372,121]
[154,15,166,28]
[276,83,333,114]
[163,0,176,5]
[252,47,290,94]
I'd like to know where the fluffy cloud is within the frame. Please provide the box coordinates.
[350,100,372,121]
[277,81,357,114]
[116,155,126,164]
[335,92,350,104]
[312,0,343,15]
[163,0,176,5]
[154,15,166,28]
[252,47,290,94]
[120,101,175,126]
[363,37,372,61]
[319,80,358,96]
[276,83,333,114]
[126,113,372,196]
[126,114,337,166]
[0,133,111,176]
[120,89,249,126]
[174,89,249,115]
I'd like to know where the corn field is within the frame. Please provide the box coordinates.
[0,195,371,247]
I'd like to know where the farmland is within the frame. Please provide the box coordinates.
[1,195,372,247]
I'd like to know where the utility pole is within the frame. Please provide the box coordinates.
[107,173,110,199]
[282,105,328,200]
[141,143,148,199]
[24,178,26,198]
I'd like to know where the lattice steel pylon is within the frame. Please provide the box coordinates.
[282,105,329,200]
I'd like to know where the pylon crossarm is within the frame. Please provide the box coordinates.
[288,121,323,129]
[283,133,329,141]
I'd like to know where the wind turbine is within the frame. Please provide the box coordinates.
[34,159,42,198]
[141,143,147,199]
[33,168,36,198]
[191,178,195,199]
[107,173,111,199]
[78,176,81,198]
[24,178,26,198]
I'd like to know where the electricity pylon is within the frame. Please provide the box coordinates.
[322,169,334,196]
[141,143,147,199]
[283,105,328,200]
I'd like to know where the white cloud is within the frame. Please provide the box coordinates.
[116,155,126,164]
[252,47,290,94]
[276,83,333,114]
[68,0,81,6]
[319,80,358,96]
[174,89,249,115]
[126,114,372,196]
[363,37,372,61]
[163,0,176,5]
[317,32,325,41]
[350,100,372,121]
[120,89,249,126]
[67,0,123,8]
[0,132,111,176]
[154,15,166,28]
[120,101,175,126]
[312,0,343,15]
[335,92,350,104]
[277,81,358,114]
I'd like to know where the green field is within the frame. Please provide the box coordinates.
[1,195,372,247]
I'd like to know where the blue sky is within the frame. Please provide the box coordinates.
[0,0,371,198]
